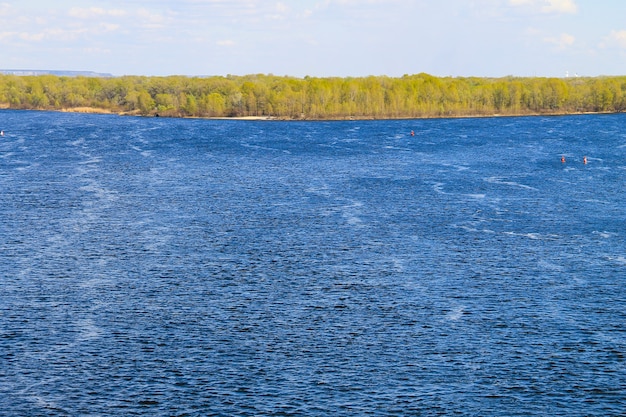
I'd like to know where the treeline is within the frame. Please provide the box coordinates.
[1,73,625,119]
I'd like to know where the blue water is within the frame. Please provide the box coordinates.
[0,110,624,416]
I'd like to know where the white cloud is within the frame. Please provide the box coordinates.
[67,6,170,32]
[510,0,578,14]
[69,7,126,19]
[0,3,11,16]
[83,47,112,55]
[542,0,577,14]
[602,30,626,49]
[611,30,626,47]
[99,23,121,32]
[0,31,17,41]
[216,40,236,46]
[275,2,289,13]
[135,8,169,29]
[18,28,88,42]
[544,32,575,48]
[266,2,290,20]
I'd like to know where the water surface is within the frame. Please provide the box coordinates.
[1,111,624,416]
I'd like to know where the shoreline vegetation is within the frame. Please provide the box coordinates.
[1,73,625,120]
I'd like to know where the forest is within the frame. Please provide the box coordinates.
[0,72,625,119]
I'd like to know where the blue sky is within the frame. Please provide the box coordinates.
[1,0,625,77]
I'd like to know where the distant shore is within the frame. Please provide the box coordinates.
[2,73,625,120]
[47,107,621,121]
[2,103,622,121]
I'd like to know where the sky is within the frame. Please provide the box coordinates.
[1,0,625,78]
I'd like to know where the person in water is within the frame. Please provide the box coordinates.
[410,130,415,136]
[561,155,566,163]
[583,156,587,164]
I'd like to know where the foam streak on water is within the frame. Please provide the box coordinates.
[0,111,625,416]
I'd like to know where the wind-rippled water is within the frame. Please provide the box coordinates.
[0,110,624,416]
